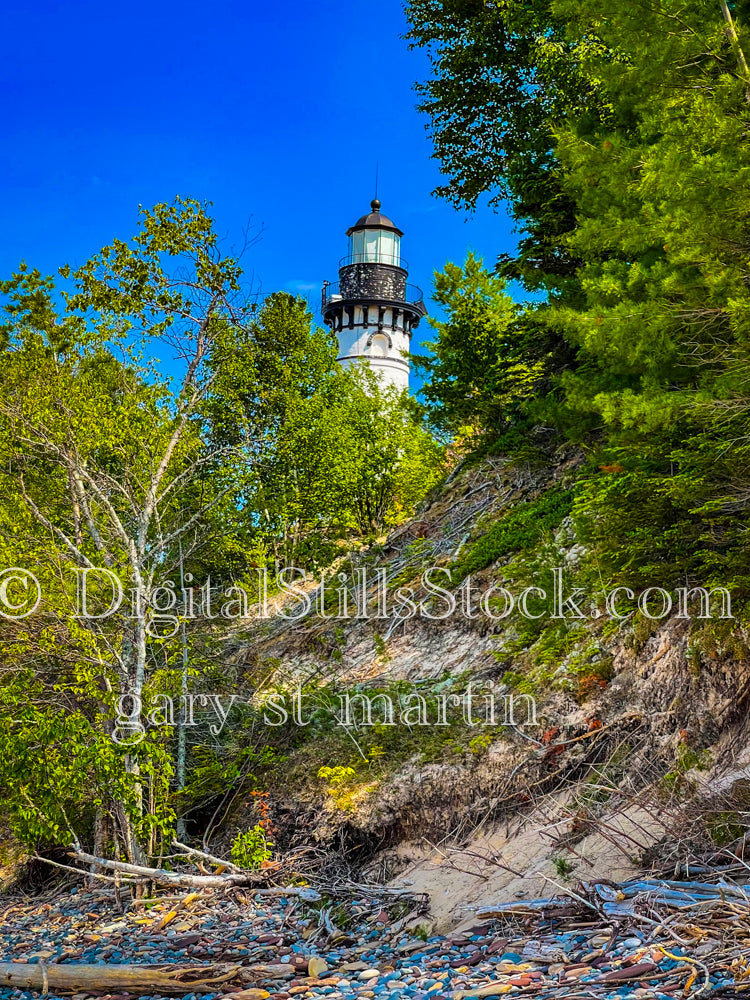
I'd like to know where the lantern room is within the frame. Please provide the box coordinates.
[344,198,404,268]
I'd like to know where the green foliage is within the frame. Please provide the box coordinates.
[180,742,277,807]
[468,731,494,755]
[452,488,573,581]
[500,671,538,697]
[675,745,712,775]
[254,676,517,802]
[552,856,575,880]
[0,676,175,851]
[0,197,449,856]
[230,824,273,870]
[407,0,750,602]
[0,199,271,859]
[662,743,712,796]
[208,299,446,568]
[413,254,547,437]
[373,633,390,661]
[317,766,359,811]
[707,813,746,848]
[317,765,356,787]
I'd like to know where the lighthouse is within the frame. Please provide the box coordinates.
[322,200,426,392]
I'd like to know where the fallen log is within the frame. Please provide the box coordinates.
[70,849,254,888]
[66,850,321,900]
[0,961,240,994]
[239,964,296,979]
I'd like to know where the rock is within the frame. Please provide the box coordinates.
[581,949,603,962]
[597,963,659,982]
[453,984,513,999]
[397,942,426,955]
[485,941,508,956]
[563,967,591,980]
[451,953,482,968]
[232,991,271,1000]
[244,964,296,978]
[696,941,720,955]
[495,962,531,974]
[521,942,568,963]
[308,957,328,978]
[359,969,381,981]
[171,933,202,947]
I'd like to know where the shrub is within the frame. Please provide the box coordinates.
[230,824,273,869]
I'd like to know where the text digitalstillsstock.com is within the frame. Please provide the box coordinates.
[0,566,734,633]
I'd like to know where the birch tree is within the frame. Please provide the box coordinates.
[0,198,253,861]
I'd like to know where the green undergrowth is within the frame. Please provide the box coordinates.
[264,676,519,804]
[450,487,574,583]
[660,743,713,798]
[177,675,528,832]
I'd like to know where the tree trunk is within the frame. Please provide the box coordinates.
[90,808,107,888]
[720,0,750,100]
[118,619,148,865]
[0,962,242,994]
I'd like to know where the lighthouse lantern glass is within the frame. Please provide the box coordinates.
[349,229,401,266]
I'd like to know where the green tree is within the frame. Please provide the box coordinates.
[546,0,750,587]
[337,370,445,534]
[0,199,252,860]
[207,296,445,566]
[407,0,750,591]
[403,0,601,293]
[413,253,547,439]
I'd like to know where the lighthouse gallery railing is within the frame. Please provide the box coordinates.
[322,281,425,309]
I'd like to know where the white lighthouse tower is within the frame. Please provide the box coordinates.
[322,200,427,392]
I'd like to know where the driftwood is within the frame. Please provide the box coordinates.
[70,849,253,888]
[171,840,241,873]
[69,849,321,899]
[240,964,296,979]
[0,961,240,994]
[0,961,298,993]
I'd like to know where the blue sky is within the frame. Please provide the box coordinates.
[1,0,518,362]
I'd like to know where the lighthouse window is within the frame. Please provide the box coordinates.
[348,229,401,265]
[365,230,380,259]
[349,230,364,261]
[370,334,390,357]
[380,232,400,265]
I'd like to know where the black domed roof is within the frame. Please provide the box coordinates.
[346,199,404,237]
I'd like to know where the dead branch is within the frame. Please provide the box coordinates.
[171,840,241,873]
